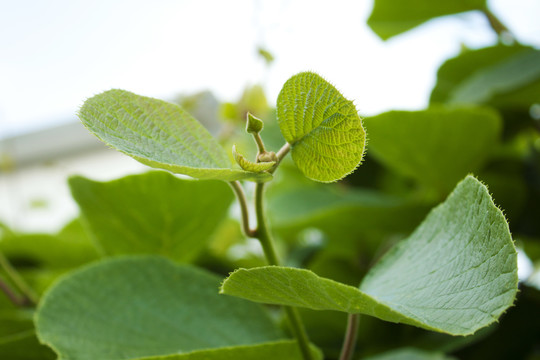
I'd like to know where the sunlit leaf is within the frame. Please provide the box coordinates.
[78,89,271,182]
[277,72,366,182]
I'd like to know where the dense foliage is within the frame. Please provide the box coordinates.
[1,1,539,359]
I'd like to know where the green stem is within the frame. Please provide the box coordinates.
[481,8,514,41]
[229,181,256,237]
[0,251,37,305]
[0,275,27,307]
[252,132,267,156]
[269,142,291,174]
[339,314,360,360]
[253,182,313,360]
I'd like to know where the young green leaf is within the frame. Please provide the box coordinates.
[35,256,284,360]
[69,172,233,261]
[221,176,518,336]
[367,0,486,40]
[277,72,366,183]
[232,145,276,172]
[135,340,322,360]
[246,113,264,133]
[364,106,501,194]
[78,89,271,182]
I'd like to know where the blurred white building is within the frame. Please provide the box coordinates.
[0,122,146,233]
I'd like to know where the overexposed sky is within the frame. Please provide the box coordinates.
[1,0,539,138]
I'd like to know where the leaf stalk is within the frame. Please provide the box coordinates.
[0,251,37,305]
[339,314,360,360]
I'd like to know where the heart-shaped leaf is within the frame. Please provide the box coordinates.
[69,171,233,261]
[35,256,284,360]
[78,89,271,182]
[221,176,518,335]
[277,72,366,183]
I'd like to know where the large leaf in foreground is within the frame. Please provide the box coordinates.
[79,89,271,182]
[137,340,322,360]
[367,0,485,40]
[221,176,518,335]
[364,107,501,193]
[277,72,366,182]
[35,256,283,360]
[69,171,233,261]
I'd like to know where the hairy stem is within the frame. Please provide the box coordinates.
[0,252,37,305]
[339,314,360,360]
[229,181,256,237]
[270,142,291,174]
[254,182,313,360]
[252,132,267,156]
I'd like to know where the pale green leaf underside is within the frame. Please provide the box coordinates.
[69,171,233,261]
[136,340,322,360]
[367,0,485,40]
[35,256,283,360]
[221,176,518,335]
[364,106,501,193]
[79,89,271,182]
[277,72,366,182]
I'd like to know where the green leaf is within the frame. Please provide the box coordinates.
[431,45,540,110]
[35,256,284,360]
[246,113,264,133]
[69,171,233,261]
[78,89,271,182]
[363,348,456,360]
[0,310,56,360]
[277,72,366,183]
[268,186,430,240]
[364,106,501,193]
[0,219,99,270]
[221,176,518,335]
[136,340,322,360]
[232,145,276,172]
[367,0,485,40]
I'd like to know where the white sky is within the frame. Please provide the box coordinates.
[1,0,539,139]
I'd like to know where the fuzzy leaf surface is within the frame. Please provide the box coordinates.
[277,72,366,182]
[78,89,271,182]
[35,256,283,360]
[221,176,518,335]
[367,0,485,40]
[69,171,233,261]
[364,106,501,193]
